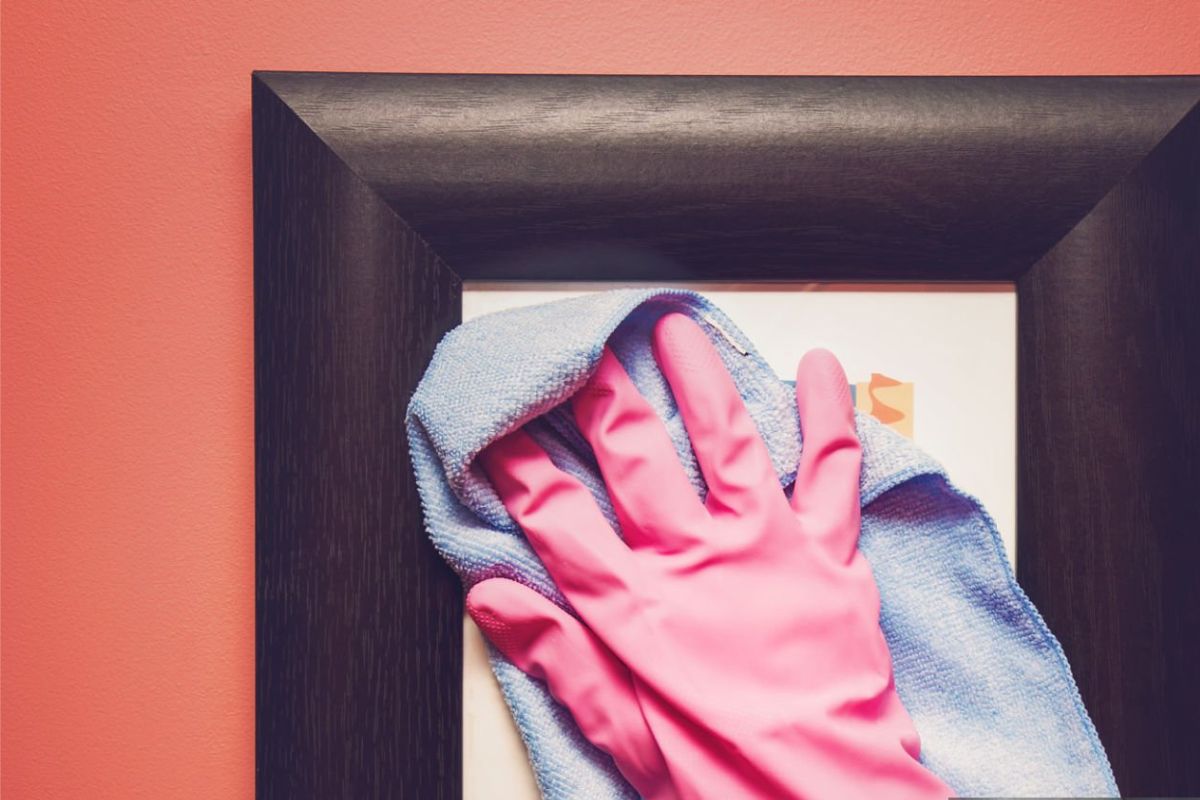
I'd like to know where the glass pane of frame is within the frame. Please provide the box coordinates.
[459,280,1016,797]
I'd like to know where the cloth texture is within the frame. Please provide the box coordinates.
[405,288,1117,799]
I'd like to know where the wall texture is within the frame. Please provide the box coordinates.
[2,2,1198,797]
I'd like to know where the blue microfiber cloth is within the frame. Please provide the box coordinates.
[406,288,1117,799]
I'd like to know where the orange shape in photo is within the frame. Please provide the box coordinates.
[852,373,914,439]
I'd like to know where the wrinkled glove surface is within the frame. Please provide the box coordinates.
[468,313,952,800]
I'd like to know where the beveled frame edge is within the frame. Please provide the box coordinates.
[252,72,1200,799]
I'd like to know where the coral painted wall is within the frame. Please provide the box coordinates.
[2,1,1198,797]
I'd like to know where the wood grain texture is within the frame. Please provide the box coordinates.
[253,74,463,799]
[262,72,1199,281]
[1017,100,1200,796]
[253,71,1200,798]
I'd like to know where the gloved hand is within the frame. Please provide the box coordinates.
[466,312,952,800]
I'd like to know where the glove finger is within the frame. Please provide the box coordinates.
[572,347,710,553]
[651,312,782,520]
[467,578,672,797]
[790,348,863,563]
[478,427,640,624]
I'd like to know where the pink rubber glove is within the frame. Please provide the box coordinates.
[467,313,951,800]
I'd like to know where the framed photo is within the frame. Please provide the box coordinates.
[252,72,1200,798]
[456,279,1023,799]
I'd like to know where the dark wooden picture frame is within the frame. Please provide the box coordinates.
[252,72,1200,799]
